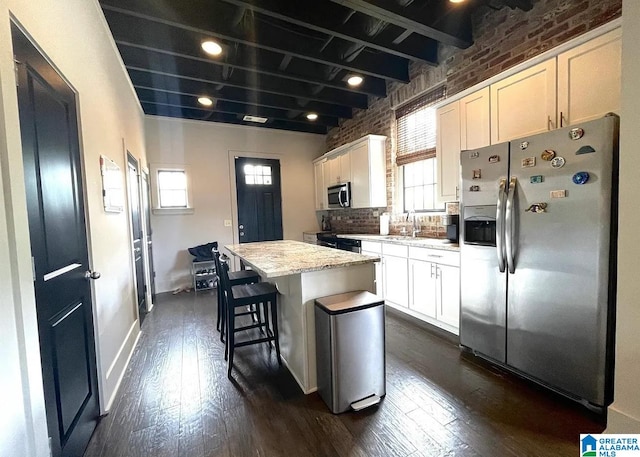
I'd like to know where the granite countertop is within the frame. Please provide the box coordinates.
[336,234,460,252]
[224,240,379,278]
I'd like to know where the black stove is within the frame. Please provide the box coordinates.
[316,233,361,253]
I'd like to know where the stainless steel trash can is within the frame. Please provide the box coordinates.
[315,290,386,414]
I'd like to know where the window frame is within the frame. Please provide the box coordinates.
[149,163,194,215]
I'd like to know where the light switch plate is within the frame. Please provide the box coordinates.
[224,219,232,227]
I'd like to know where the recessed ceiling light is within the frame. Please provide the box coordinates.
[347,75,364,87]
[198,96,213,106]
[201,40,223,56]
[449,0,465,3]
[306,113,318,121]
[243,115,268,123]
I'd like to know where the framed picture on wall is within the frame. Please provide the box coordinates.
[100,155,124,213]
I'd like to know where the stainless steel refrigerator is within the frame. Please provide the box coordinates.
[459,115,618,407]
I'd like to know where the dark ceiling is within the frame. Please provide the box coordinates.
[99,0,533,135]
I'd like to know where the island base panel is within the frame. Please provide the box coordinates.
[273,264,375,393]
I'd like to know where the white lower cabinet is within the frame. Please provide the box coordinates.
[378,242,460,334]
[408,260,460,330]
[362,241,383,297]
[382,254,408,308]
[436,263,460,328]
[408,259,437,318]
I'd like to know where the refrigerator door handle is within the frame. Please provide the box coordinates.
[496,178,507,273]
[505,176,517,274]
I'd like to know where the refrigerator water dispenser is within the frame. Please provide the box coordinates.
[463,205,497,247]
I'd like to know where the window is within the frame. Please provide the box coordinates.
[243,164,272,185]
[403,159,443,212]
[157,170,188,208]
[396,84,447,212]
[150,164,193,214]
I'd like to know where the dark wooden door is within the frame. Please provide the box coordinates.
[235,157,283,243]
[141,170,156,302]
[13,24,100,457]
[127,153,146,322]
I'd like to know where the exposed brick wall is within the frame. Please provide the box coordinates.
[322,0,621,236]
[329,210,447,237]
[328,202,459,237]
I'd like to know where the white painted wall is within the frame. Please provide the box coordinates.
[608,0,640,433]
[145,117,325,293]
[0,0,146,454]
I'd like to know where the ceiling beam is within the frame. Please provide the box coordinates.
[142,103,328,134]
[100,1,410,82]
[129,70,353,119]
[104,9,387,97]
[136,88,339,127]
[120,46,369,109]
[329,0,473,48]
[219,0,438,64]
[491,0,534,10]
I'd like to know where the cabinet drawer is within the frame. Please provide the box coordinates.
[361,241,382,253]
[409,247,460,267]
[382,243,408,258]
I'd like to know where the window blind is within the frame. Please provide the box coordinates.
[395,85,447,166]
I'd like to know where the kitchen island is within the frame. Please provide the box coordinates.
[225,240,379,393]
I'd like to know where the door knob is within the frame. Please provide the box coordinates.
[239,224,244,229]
[240,231,245,236]
[85,270,101,280]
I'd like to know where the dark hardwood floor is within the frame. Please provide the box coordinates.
[84,291,603,457]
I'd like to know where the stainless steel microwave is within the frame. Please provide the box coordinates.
[327,183,350,209]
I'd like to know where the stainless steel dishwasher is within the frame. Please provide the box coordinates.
[315,291,386,414]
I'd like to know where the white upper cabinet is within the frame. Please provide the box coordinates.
[313,160,326,210]
[459,87,491,150]
[489,28,621,144]
[322,158,332,192]
[490,59,557,144]
[339,152,351,185]
[436,101,461,204]
[315,135,386,210]
[350,136,386,209]
[324,152,351,186]
[557,28,621,126]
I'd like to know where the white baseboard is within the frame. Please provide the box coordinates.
[606,407,640,433]
[103,320,141,412]
[280,354,317,394]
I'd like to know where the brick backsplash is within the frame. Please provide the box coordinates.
[324,201,459,238]
[323,0,621,236]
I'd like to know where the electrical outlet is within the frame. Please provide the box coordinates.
[224,219,232,227]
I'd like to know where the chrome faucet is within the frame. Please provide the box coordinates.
[407,210,421,238]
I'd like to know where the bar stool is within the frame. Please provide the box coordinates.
[212,247,260,342]
[218,261,281,378]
